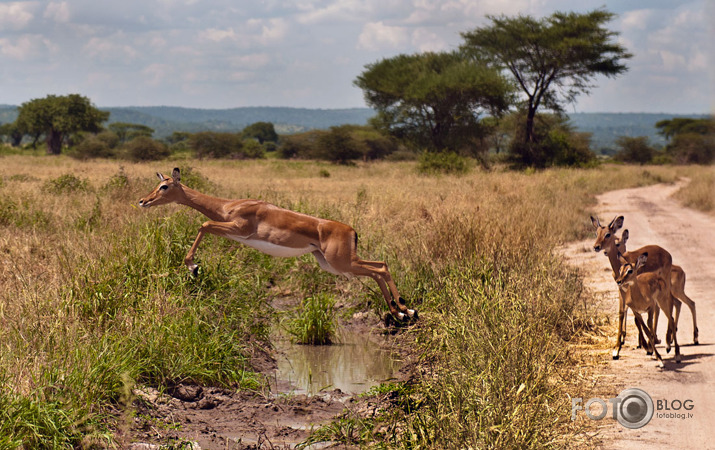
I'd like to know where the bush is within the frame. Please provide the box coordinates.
[667,133,715,164]
[240,139,266,159]
[122,136,170,161]
[45,174,90,194]
[72,136,114,159]
[613,136,655,164]
[190,132,264,159]
[507,112,595,168]
[417,151,470,175]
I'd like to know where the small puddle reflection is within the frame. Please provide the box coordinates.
[272,328,399,395]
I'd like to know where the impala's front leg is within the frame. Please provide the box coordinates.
[185,221,243,276]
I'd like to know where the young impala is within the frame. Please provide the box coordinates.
[615,252,681,368]
[139,168,417,322]
[617,229,698,346]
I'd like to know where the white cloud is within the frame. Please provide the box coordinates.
[44,2,70,23]
[357,21,409,51]
[620,9,653,31]
[0,34,48,60]
[142,63,172,86]
[83,35,138,61]
[200,27,236,42]
[0,2,36,31]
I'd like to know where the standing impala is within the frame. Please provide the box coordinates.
[591,215,673,359]
[617,229,698,346]
[139,168,417,322]
[615,252,681,368]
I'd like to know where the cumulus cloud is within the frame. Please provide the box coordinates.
[44,2,70,23]
[0,2,36,31]
[0,34,49,60]
[357,21,409,51]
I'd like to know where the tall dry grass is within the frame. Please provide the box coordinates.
[0,154,702,447]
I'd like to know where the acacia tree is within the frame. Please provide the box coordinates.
[354,51,513,153]
[16,94,109,154]
[461,9,631,164]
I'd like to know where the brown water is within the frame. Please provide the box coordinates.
[272,328,399,395]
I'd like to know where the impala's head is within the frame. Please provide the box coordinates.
[591,215,624,255]
[614,229,629,254]
[615,252,647,287]
[139,168,183,208]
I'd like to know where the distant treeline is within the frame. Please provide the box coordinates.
[0,104,706,151]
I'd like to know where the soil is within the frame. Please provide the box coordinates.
[122,305,409,449]
[561,178,714,449]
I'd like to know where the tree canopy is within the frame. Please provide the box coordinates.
[354,51,513,153]
[461,9,631,158]
[241,121,278,144]
[15,94,109,154]
[108,122,154,143]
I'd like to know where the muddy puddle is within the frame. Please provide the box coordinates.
[271,328,399,395]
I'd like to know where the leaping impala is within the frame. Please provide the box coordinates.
[139,168,417,322]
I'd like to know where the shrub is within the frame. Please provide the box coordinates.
[613,136,655,164]
[45,174,90,194]
[72,136,114,159]
[417,151,470,175]
[122,136,171,161]
[190,132,243,159]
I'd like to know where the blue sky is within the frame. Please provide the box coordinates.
[0,0,711,113]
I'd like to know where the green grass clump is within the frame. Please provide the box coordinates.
[44,173,90,194]
[287,293,337,345]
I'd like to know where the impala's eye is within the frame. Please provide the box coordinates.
[605,233,611,238]
[627,269,633,275]
[159,185,168,191]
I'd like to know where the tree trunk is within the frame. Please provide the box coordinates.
[525,105,537,145]
[46,130,63,155]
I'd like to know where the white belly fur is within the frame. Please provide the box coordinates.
[232,237,315,258]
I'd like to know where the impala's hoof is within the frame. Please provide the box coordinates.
[675,355,682,364]
[612,351,620,360]
[657,361,665,369]
[409,309,419,321]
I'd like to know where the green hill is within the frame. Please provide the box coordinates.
[1,104,708,151]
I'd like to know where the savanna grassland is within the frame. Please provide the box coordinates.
[0,154,711,448]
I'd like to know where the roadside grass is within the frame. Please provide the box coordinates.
[672,165,715,213]
[0,155,702,447]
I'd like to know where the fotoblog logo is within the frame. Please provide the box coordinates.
[572,388,654,429]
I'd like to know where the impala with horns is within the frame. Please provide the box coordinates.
[139,168,417,322]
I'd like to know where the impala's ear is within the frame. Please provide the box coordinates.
[156,172,166,181]
[621,229,629,245]
[172,168,181,184]
[609,215,624,232]
[590,216,601,228]
[636,252,648,269]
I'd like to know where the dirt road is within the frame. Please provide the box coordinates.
[562,179,714,448]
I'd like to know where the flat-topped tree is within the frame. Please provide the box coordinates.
[461,9,631,166]
[15,94,109,155]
